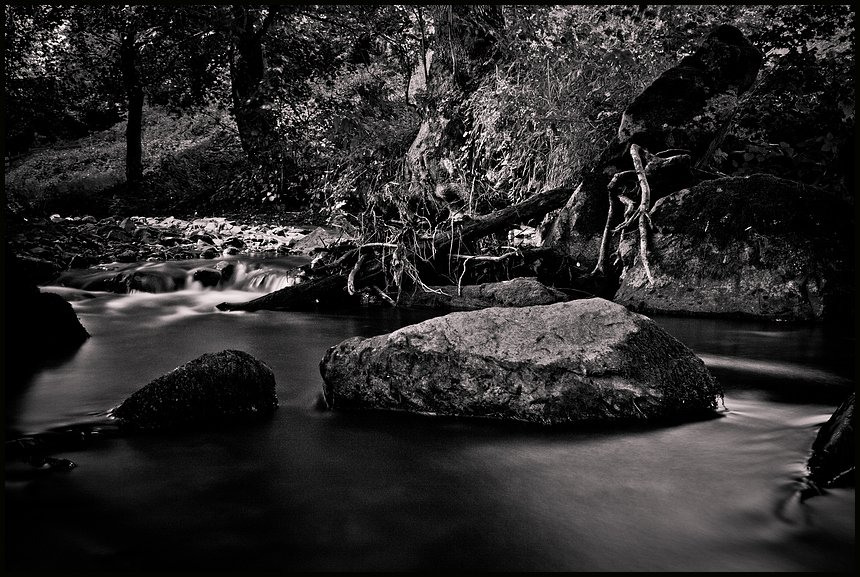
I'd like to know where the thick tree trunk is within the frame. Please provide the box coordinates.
[404,5,503,202]
[216,186,574,312]
[229,6,281,168]
[120,31,144,185]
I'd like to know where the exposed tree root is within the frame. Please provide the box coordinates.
[217,186,574,312]
[592,145,692,283]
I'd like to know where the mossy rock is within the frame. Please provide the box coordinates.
[112,350,278,430]
[614,174,854,322]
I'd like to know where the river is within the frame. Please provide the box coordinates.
[5,256,855,571]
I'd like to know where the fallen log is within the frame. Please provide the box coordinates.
[431,186,576,257]
[217,261,383,312]
[216,186,576,312]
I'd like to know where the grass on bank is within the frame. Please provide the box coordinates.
[5,105,257,219]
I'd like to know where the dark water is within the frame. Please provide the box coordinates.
[5,258,855,571]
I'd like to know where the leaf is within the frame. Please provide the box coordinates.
[821,142,832,152]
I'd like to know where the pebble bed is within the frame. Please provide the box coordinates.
[7,212,354,283]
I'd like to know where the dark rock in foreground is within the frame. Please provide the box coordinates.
[6,244,90,388]
[111,350,278,430]
[320,298,722,425]
[614,174,854,322]
[807,393,855,489]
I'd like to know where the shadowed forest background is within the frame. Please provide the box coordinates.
[6,5,854,225]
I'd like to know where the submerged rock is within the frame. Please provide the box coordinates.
[320,298,722,425]
[6,244,90,376]
[807,393,855,489]
[111,350,278,430]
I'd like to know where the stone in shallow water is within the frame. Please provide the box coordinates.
[112,350,278,430]
[320,298,722,425]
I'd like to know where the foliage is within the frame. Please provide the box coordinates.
[721,5,854,200]
[5,4,854,227]
[459,5,745,209]
[4,5,123,153]
[5,106,241,217]
[221,5,423,211]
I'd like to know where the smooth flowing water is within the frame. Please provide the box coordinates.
[5,257,855,571]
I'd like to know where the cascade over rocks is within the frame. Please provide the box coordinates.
[5,212,322,286]
[613,174,854,322]
[543,24,763,268]
[320,298,722,425]
[111,350,278,430]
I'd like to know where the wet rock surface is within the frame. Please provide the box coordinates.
[111,350,278,430]
[320,298,722,425]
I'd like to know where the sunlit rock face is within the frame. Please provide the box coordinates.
[613,174,854,322]
[112,350,278,430]
[320,298,722,425]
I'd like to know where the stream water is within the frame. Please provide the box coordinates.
[5,256,855,571]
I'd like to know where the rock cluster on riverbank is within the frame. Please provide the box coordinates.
[5,209,353,285]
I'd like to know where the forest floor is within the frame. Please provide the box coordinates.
[4,106,334,284]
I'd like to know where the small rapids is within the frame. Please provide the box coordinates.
[50,255,311,295]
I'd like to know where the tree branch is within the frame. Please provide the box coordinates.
[256,5,281,39]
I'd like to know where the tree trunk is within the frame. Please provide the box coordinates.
[229,6,281,168]
[431,186,575,258]
[404,5,503,201]
[120,30,144,185]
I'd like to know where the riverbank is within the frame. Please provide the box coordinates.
[4,204,344,286]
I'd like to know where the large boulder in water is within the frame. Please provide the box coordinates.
[320,298,722,425]
[111,350,278,430]
[613,174,854,322]
[807,393,855,489]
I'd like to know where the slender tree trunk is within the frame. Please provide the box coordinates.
[229,5,280,168]
[120,30,144,185]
